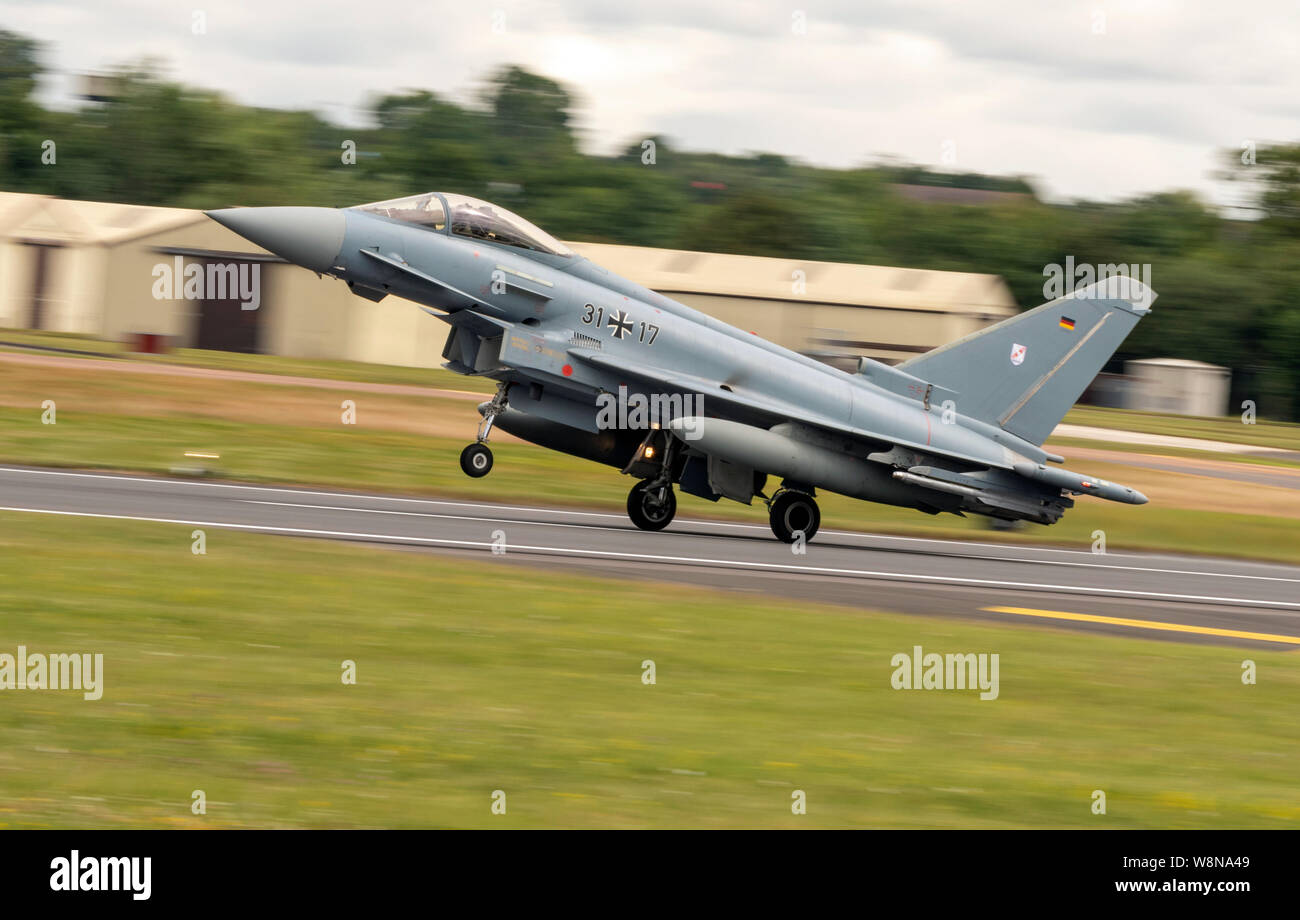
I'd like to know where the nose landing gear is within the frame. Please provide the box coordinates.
[460,381,510,479]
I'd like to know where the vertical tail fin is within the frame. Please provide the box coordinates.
[898,276,1155,445]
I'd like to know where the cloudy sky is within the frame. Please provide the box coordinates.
[8,0,1298,206]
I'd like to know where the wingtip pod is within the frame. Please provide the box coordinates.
[1066,275,1157,315]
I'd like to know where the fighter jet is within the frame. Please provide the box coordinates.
[207,193,1153,544]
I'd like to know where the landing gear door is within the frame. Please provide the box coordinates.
[442,318,504,375]
[707,455,756,505]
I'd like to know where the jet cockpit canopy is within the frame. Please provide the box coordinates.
[353,192,573,257]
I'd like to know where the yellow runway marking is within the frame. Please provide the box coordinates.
[982,606,1300,645]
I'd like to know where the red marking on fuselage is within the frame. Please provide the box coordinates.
[562,364,573,377]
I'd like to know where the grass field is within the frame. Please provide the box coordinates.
[2,512,1297,829]
[0,328,495,394]
[1046,438,1300,470]
[3,336,1298,830]
[1061,405,1300,451]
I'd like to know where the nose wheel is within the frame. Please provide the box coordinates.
[460,443,493,478]
[768,489,820,543]
[460,381,510,478]
[627,479,677,531]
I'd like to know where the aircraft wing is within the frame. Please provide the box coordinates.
[567,348,1014,471]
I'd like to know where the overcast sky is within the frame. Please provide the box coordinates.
[7,0,1298,206]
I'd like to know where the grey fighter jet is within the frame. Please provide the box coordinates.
[207,193,1153,544]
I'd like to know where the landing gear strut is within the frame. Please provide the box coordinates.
[768,489,820,543]
[460,381,510,478]
[627,479,677,531]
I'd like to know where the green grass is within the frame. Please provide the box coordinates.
[1062,405,1300,452]
[0,327,495,394]
[1,512,1297,829]
[1047,436,1300,470]
[3,406,1297,563]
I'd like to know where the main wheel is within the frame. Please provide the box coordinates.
[627,480,677,531]
[459,443,493,478]
[769,490,820,543]
[986,517,1024,532]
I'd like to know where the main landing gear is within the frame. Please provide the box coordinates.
[460,381,510,478]
[624,431,678,532]
[767,488,820,543]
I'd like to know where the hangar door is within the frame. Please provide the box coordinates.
[193,257,267,353]
[25,242,61,330]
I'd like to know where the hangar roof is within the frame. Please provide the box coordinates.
[0,192,51,236]
[1,193,204,246]
[567,241,1016,316]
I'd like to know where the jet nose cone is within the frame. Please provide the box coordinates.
[205,207,345,273]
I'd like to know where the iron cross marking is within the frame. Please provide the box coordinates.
[607,309,634,340]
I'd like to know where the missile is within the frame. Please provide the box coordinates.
[891,469,1069,524]
[1012,461,1147,504]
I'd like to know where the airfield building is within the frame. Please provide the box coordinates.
[1124,358,1232,417]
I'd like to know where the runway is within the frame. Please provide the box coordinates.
[3,464,1299,648]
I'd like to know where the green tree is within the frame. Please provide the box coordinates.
[483,66,575,161]
[0,30,53,190]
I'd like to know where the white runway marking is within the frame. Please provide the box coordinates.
[234,498,1300,586]
[3,504,1298,612]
